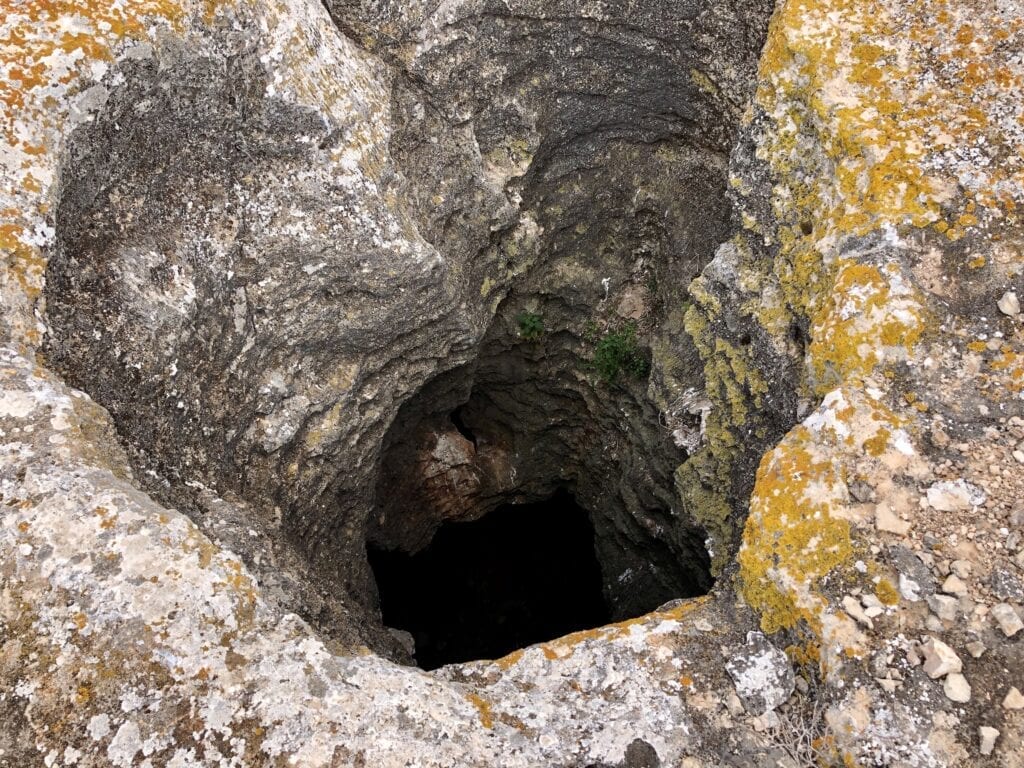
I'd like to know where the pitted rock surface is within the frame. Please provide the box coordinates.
[725,631,795,717]
[2,0,1024,765]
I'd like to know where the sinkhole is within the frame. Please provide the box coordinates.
[369,489,609,670]
[37,0,780,668]
[368,361,717,668]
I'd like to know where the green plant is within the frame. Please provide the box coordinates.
[517,311,544,340]
[592,322,650,383]
[645,272,659,295]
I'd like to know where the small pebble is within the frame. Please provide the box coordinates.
[966,641,986,659]
[998,290,1020,316]
[944,673,971,703]
[941,574,969,597]
[921,637,962,678]
[1003,687,1024,710]
[991,603,1024,637]
[979,726,1000,756]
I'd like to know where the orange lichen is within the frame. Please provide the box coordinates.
[0,0,188,143]
[874,578,899,606]
[494,648,525,670]
[1,0,225,347]
[990,349,1024,392]
[538,596,711,659]
[807,261,926,396]
[755,0,1024,248]
[465,693,494,729]
[739,425,854,634]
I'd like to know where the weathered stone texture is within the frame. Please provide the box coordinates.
[2,0,1024,764]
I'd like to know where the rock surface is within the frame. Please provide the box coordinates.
[1,0,1023,766]
[724,631,795,716]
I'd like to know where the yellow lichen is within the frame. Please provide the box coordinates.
[1,0,223,346]
[755,0,1024,243]
[738,425,854,634]
[808,261,927,396]
[465,693,494,729]
[874,578,899,606]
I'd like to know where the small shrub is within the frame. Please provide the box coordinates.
[766,673,841,767]
[593,323,650,383]
[517,311,544,340]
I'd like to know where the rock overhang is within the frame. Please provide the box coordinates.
[1,0,1023,765]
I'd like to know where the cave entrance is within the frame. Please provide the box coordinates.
[368,489,611,670]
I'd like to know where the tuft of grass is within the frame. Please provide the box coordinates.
[593,322,650,383]
[517,311,544,340]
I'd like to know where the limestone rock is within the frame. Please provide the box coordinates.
[1003,687,1024,710]
[2,0,1024,763]
[991,603,1024,637]
[875,506,911,536]
[926,594,959,622]
[926,480,985,512]
[891,545,936,602]
[941,574,969,597]
[989,567,1024,602]
[966,641,987,659]
[843,595,874,629]
[724,632,796,716]
[944,673,971,703]
[979,726,1000,756]
[921,638,962,679]
[998,291,1020,317]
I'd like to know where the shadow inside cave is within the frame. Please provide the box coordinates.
[368,489,612,670]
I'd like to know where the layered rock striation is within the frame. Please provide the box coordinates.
[1,0,1022,765]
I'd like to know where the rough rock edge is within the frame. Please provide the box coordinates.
[680,0,1024,763]
[1,0,1022,766]
[1,1,765,766]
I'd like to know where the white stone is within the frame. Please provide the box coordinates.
[725,632,796,716]
[899,573,922,602]
[926,480,984,512]
[998,290,1020,316]
[944,673,971,703]
[843,595,874,629]
[990,603,1024,637]
[979,726,1000,756]
[1002,687,1024,709]
[950,559,972,579]
[861,594,884,609]
[941,574,968,597]
[875,506,911,536]
[921,637,962,679]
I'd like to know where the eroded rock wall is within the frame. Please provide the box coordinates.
[1,0,1023,765]
[679,0,1024,762]
[38,0,770,638]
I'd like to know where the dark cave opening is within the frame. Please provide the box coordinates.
[449,405,477,447]
[368,489,611,670]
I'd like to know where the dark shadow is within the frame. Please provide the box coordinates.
[449,405,477,447]
[368,489,611,669]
